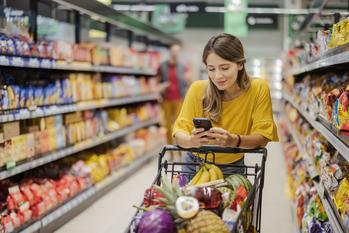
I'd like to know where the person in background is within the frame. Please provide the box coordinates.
[172,33,279,177]
[158,43,191,145]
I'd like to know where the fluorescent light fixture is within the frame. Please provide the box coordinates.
[97,0,111,5]
[113,4,155,12]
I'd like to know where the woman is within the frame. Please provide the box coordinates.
[172,33,279,177]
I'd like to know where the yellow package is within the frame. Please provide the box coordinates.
[26,133,35,158]
[337,19,347,46]
[334,177,349,214]
[328,23,338,49]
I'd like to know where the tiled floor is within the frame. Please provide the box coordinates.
[55,142,298,233]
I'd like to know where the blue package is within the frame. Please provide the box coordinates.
[35,86,44,107]
[27,86,34,108]
[1,87,9,110]
[20,87,26,108]
[61,79,72,104]
[54,80,62,104]
[11,85,20,109]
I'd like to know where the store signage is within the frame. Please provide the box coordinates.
[224,0,248,37]
[152,5,187,34]
[246,14,278,29]
[169,2,207,13]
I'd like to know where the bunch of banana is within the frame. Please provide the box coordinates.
[189,164,224,186]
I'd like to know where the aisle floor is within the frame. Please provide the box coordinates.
[55,142,297,233]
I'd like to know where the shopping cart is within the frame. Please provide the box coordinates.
[126,145,267,233]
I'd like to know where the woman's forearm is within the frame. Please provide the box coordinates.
[238,134,269,148]
[173,132,193,148]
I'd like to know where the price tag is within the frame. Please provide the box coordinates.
[0,56,10,65]
[28,58,40,67]
[41,59,52,68]
[6,161,16,170]
[11,57,24,66]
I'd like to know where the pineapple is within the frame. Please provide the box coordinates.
[186,210,229,233]
[154,176,229,233]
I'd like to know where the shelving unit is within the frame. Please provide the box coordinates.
[14,144,163,233]
[283,115,345,233]
[286,43,349,76]
[0,93,160,123]
[0,118,159,180]
[283,93,349,162]
[0,1,174,232]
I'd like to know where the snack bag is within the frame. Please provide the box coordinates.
[337,90,349,131]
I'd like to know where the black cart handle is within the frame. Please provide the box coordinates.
[160,145,267,155]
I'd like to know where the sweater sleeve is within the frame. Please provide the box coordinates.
[172,81,203,137]
[250,80,279,141]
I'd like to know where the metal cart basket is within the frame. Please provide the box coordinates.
[126,145,268,233]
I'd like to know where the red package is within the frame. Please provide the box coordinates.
[56,184,69,202]
[42,193,53,212]
[76,177,87,191]
[143,188,165,207]
[31,201,46,218]
[68,179,80,197]
[7,186,25,211]
[230,186,248,211]
[29,183,43,204]
[19,209,32,223]
[1,215,14,233]
[20,184,36,206]
[47,189,59,207]
[9,212,21,229]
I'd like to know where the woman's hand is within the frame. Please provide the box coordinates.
[190,128,210,148]
[207,127,238,147]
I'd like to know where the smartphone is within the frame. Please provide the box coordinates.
[193,118,212,131]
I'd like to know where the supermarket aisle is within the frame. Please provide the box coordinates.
[259,142,297,233]
[55,143,297,233]
[55,158,159,233]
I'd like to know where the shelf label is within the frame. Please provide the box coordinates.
[11,57,24,66]
[28,58,40,67]
[41,59,52,68]
[6,161,16,170]
[0,56,10,65]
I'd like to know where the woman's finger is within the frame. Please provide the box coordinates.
[195,131,209,138]
[209,127,226,134]
[208,132,227,140]
[192,128,205,135]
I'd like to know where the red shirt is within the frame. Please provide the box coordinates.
[164,63,181,101]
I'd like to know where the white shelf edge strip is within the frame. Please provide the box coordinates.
[0,94,160,123]
[283,115,344,233]
[288,50,349,76]
[0,119,159,180]
[21,145,162,233]
[283,93,349,162]
[0,55,156,76]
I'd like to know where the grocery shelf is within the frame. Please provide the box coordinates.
[0,55,157,76]
[0,93,160,123]
[283,93,349,162]
[287,43,349,76]
[314,182,346,233]
[0,118,160,180]
[14,144,162,233]
[283,115,346,233]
